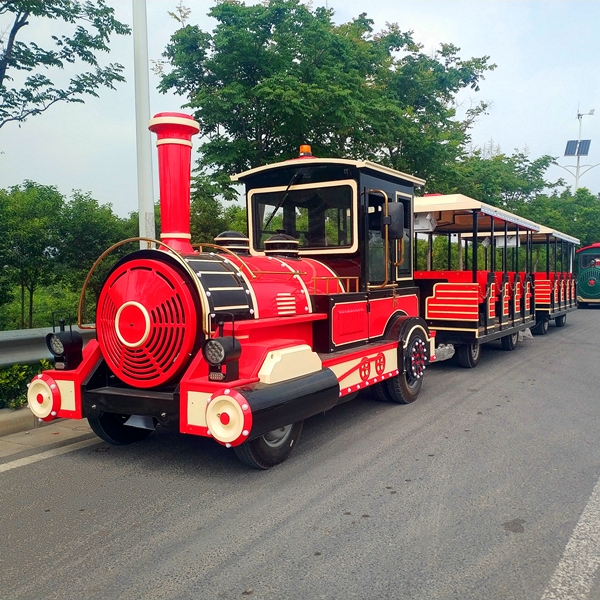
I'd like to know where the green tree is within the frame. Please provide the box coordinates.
[0,181,63,328]
[0,189,14,309]
[57,191,131,314]
[446,148,564,209]
[518,188,600,247]
[158,0,494,195]
[0,0,130,130]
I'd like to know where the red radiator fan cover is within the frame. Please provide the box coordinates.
[97,258,199,388]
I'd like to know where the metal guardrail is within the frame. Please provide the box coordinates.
[0,327,96,368]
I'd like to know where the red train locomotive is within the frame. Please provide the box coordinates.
[27,113,434,468]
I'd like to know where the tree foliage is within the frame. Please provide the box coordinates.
[444,148,565,209]
[57,191,132,311]
[158,0,495,195]
[0,0,130,129]
[0,181,63,327]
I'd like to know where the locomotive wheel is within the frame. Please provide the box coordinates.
[555,314,567,327]
[532,318,549,335]
[501,332,519,351]
[457,343,481,369]
[234,421,304,469]
[385,331,426,404]
[372,381,394,402]
[88,413,154,445]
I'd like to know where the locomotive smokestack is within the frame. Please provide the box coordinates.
[148,112,200,253]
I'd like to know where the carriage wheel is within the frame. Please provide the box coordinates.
[555,314,567,327]
[501,332,519,351]
[88,413,154,445]
[385,331,426,404]
[234,421,304,469]
[532,318,549,335]
[457,343,481,369]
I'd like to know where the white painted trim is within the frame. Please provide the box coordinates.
[247,179,359,256]
[156,138,193,147]
[148,116,200,131]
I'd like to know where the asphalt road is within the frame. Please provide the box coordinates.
[1,308,600,600]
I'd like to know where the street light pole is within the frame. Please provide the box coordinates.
[575,108,595,190]
[132,0,156,247]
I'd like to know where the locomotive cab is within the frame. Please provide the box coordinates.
[233,148,422,293]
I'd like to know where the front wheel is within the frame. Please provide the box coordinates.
[234,421,304,469]
[555,314,567,327]
[88,413,154,445]
[385,331,427,404]
[532,318,549,335]
[501,332,519,351]
[457,343,481,368]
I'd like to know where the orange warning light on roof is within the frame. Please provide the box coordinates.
[299,144,312,156]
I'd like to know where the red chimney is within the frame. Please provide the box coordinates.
[148,112,200,253]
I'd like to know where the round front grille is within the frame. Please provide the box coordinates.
[97,258,199,387]
[578,267,600,299]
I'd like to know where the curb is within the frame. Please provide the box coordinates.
[0,407,57,437]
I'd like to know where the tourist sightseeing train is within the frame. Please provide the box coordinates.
[576,243,600,307]
[27,112,580,468]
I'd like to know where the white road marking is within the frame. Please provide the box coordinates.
[0,438,99,474]
[542,476,600,599]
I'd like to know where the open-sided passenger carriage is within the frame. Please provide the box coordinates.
[412,194,541,368]
[529,226,579,333]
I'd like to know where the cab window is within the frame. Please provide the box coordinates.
[252,184,354,250]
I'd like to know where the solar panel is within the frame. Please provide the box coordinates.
[578,140,591,156]
[565,140,578,156]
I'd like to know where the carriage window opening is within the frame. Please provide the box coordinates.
[252,184,354,250]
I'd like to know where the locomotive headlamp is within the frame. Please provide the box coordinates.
[203,317,242,382]
[45,330,83,369]
[47,334,65,356]
[202,337,241,367]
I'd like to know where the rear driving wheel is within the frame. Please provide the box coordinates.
[385,331,426,404]
[234,421,304,469]
[372,381,394,402]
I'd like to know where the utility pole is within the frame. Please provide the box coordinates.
[132,0,156,247]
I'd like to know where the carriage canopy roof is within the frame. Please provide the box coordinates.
[414,194,540,233]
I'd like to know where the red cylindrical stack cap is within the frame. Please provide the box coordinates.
[148,112,200,254]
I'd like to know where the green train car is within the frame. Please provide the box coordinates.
[577,243,600,307]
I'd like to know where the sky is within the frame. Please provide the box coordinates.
[0,0,599,219]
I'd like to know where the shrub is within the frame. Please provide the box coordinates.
[0,360,52,410]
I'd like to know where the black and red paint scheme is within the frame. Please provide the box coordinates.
[27,112,433,468]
